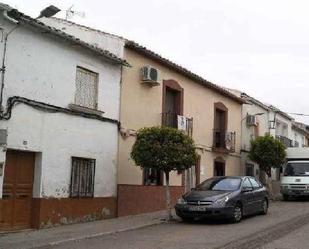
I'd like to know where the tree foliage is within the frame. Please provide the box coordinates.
[248,135,286,177]
[131,126,198,173]
[131,126,198,220]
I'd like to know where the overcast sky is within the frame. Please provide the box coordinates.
[4,0,309,123]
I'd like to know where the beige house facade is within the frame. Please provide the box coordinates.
[117,45,244,216]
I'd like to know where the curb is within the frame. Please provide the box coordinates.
[33,219,166,249]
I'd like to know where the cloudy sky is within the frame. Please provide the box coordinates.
[5,0,309,123]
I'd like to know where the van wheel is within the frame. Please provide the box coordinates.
[231,203,242,223]
[282,194,289,201]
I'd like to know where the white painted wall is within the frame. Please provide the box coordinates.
[0,16,121,198]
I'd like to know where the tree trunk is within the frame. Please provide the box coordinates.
[164,170,172,221]
[259,169,267,186]
[259,168,274,199]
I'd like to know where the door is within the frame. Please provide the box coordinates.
[214,161,225,176]
[163,88,180,128]
[1,150,35,230]
[241,177,255,215]
[249,177,264,211]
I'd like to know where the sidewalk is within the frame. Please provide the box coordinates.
[0,210,169,249]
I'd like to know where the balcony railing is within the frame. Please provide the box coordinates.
[276,135,293,148]
[213,129,236,152]
[162,112,193,137]
[162,112,177,128]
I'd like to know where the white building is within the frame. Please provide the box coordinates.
[0,4,128,231]
[227,90,297,179]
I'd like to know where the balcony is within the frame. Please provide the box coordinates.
[161,112,193,137]
[276,135,293,148]
[213,129,236,153]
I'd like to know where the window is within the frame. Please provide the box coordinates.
[249,177,261,189]
[75,67,98,109]
[242,178,253,190]
[214,160,225,176]
[143,168,162,186]
[245,164,254,176]
[70,157,95,197]
[197,178,241,191]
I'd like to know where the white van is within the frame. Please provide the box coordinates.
[281,148,309,200]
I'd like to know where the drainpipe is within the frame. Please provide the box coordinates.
[0,10,19,113]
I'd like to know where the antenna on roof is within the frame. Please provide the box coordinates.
[65,5,85,20]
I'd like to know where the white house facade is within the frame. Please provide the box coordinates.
[227,90,297,179]
[0,4,128,231]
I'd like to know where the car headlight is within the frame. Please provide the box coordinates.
[177,197,187,205]
[213,196,229,207]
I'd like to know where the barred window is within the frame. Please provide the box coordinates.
[75,67,98,109]
[70,157,95,198]
[143,168,162,186]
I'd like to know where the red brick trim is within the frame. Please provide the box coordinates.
[117,184,184,217]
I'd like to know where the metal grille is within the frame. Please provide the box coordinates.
[213,129,236,152]
[75,67,98,109]
[187,201,213,206]
[70,157,95,198]
[161,112,193,137]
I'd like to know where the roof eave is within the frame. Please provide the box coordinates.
[125,41,245,104]
[1,7,130,67]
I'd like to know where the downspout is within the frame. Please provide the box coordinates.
[0,10,19,114]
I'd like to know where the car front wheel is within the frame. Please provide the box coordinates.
[260,199,268,215]
[231,203,242,223]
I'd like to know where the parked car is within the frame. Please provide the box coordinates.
[175,176,269,222]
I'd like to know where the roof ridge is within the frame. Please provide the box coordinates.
[0,4,129,66]
[50,17,127,41]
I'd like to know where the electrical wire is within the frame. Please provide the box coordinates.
[0,96,120,127]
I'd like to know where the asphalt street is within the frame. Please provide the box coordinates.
[39,200,309,249]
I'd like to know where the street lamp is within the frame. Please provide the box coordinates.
[37,5,61,19]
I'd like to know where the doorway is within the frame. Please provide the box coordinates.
[162,80,183,128]
[1,150,35,230]
[214,160,225,176]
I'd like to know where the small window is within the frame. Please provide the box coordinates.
[242,178,253,189]
[249,177,261,189]
[214,161,225,176]
[143,168,162,186]
[245,163,254,176]
[75,67,98,109]
[70,157,95,197]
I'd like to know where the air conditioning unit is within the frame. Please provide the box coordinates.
[141,66,160,86]
[246,115,257,126]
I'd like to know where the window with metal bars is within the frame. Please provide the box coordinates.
[70,157,95,198]
[75,66,98,109]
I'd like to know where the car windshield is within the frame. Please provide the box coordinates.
[196,178,241,191]
[284,162,309,176]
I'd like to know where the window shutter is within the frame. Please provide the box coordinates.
[75,67,98,109]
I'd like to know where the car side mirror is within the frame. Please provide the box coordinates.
[242,187,253,193]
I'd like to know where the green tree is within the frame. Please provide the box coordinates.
[248,135,286,185]
[131,126,198,220]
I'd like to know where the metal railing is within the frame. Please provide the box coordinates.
[213,129,236,152]
[161,112,193,137]
[276,135,293,148]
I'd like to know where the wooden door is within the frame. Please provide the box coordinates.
[214,161,225,176]
[1,150,35,230]
[164,88,179,128]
